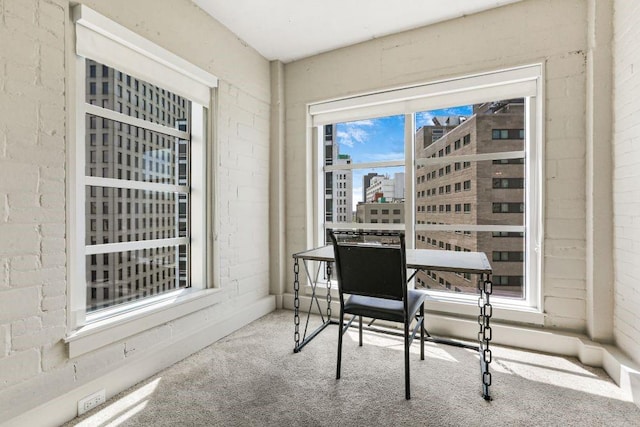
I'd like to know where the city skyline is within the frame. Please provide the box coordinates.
[326,100,525,298]
[336,106,473,211]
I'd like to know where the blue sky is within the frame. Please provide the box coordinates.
[335,106,472,210]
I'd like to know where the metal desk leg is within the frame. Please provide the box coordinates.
[293,259,335,353]
[478,273,493,400]
[293,258,300,352]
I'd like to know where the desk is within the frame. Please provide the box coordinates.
[292,245,495,400]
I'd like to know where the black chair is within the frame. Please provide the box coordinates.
[329,230,427,400]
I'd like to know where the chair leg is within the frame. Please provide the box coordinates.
[359,316,363,346]
[420,303,425,361]
[337,309,344,380]
[404,319,411,400]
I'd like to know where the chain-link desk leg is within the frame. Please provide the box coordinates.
[293,258,300,352]
[326,261,332,323]
[293,259,336,353]
[478,274,493,400]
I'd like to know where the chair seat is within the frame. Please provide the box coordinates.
[344,290,427,323]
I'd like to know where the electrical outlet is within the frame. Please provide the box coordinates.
[78,389,106,416]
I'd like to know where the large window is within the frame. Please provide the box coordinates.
[82,63,192,312]
[310,65,543,312]
[71,6,217,330]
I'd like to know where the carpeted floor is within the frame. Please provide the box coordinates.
[66,310,640,426]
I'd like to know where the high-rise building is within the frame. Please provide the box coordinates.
[362,172,380,202]
[416,115,463,149]
[414,100,525,298]
[85,59,190,311]
[323,124,353,223]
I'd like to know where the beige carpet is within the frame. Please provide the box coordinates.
[67,310,640,426]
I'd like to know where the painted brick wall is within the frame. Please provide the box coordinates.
[0,0,68,397]
[284,0,589,331]
[613,0,640,365]
[0,0,271,422]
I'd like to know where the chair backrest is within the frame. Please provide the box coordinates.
[330,231,407,301]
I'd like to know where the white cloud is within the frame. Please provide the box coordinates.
[337,121,373,147]
[347,119,375,127]
[416,107,472,128]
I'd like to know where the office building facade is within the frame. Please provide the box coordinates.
[414,100,525,298]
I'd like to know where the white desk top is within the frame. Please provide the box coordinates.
[293,245,492,274]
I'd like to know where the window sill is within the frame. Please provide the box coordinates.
[303,282,544,326]
[423,292,544,325]
[65,288,224,358]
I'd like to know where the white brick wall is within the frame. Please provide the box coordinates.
[0,0,272,422]
[285,0,589,331]
[613,0,640,365]
[0,0,68,405]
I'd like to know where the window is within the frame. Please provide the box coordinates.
[492,203,525,213]
[493,251,525,262]
[492,129,525,140]
[70,6,217,337]
[493,178,525,189]
[310,64,542,312]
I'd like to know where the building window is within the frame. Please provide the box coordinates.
[492,202,525,213]
[493,251,525,262]
[71,5,217,333]
[493,178,525,188]
[492,129,525,140]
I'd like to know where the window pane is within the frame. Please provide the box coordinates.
[85,115,188,185]
[416,99,525,158]
[324,166,405,226]
[326,115,405,165]
[414,99,526,300]
[414,231,524,299]
[323,114,406,231]
[85,245,188,312]
[85,59,191,130]
[85,187,188,245]
[416,159,524,226]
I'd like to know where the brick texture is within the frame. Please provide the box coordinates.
[0,0,271,422]
[613,0,640,365]
[0,0,67,397]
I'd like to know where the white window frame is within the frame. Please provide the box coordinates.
[66,6,220,357]
[308,64,544,323]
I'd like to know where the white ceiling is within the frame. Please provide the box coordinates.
[193,0,523,63]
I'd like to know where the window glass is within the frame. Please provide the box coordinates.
[323,115,405,234]
[85,245,187,311]
[414,99,526,299]
[83,61,193,313]
[84,187,187,245]
[84,115,187,185]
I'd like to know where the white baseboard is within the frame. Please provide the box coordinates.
[283,293,640,408]
[2,296,276,427]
